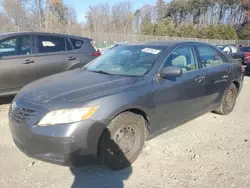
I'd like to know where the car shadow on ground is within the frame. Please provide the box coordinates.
[70,127,133,188]
[70,165,132,188]
[0,95,14,105]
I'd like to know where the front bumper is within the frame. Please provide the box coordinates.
[9,114,106,167]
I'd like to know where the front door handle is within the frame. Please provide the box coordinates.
[226,67,232,74]
[67,56,76,61]
[194,76,204,83]
[23,59,35,64]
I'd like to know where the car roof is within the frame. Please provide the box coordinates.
[0,32,92,41]
[140,40,211,47]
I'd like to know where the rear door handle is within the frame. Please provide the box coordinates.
[23,59,35,64]
[221,75,229,79]
[67,56,76,61]
[194,76,204,83]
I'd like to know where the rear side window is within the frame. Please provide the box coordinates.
[197,46,227,68]
[66,38,73,51]
[37,36,66,53]
[70,38,83,49]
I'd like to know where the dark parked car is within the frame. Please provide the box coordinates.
[239,46,250,64]
[246,62,250,75]
[0,32,99,97]
[216,45,245,65]
[9,41,244,170]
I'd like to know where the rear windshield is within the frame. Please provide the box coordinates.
[240,47,250,52]
[84,45,163,76]
[216,46,225,50]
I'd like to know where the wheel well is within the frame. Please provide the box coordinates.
[233,81,240,91]
[97,108,150,158]
[122,108,150,137]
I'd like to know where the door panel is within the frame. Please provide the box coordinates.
[34,52,77,79]
[34,35,80,79]
[69,38,96,66]
[152,46,205,132]
[196,45,233,109]
[153,70,205,132]
[0,55,36,91]
[0,35,36,91]
[203,64,233,108]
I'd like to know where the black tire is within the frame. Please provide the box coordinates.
[98,112,146,170]
[214,83,238,115]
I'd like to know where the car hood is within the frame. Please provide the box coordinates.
[17,69,138,106]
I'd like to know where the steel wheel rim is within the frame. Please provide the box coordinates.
[224,88,235,111]
[113,123,140,158]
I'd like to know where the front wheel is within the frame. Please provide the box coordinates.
[214,83,238,115]
[98,112,146,170]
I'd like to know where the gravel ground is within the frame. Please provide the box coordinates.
[1,77,250,188]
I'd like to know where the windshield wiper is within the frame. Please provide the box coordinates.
[90,70,113,75]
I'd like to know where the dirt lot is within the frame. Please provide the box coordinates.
[1,77,250,188]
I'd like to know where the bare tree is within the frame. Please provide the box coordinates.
[134,9,141,34]
[30,0,45,29]
[156,0,166,22]
[85,1,133,34]
[111,1,133,34]
[1,0,28,31]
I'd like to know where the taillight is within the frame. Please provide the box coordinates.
[92,50,101,57]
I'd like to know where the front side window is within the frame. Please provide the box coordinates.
[164,46,197,73]
[0,36,31,57]
[85,45,163,76]
[37,36,65,53]
[197,46,226,68]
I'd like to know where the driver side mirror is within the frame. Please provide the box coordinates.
[159,66,183,78]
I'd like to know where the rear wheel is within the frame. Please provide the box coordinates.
[214,83,238,115]
[98,112,146,170]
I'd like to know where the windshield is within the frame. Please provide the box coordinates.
[85,45,163,76]
[240,47,250,52]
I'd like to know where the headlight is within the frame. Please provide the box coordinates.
[38,106,98,126]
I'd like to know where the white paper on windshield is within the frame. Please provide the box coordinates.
[42,41,55,47]
[142,48,161,54]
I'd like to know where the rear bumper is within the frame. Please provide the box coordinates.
[9,118,106,167]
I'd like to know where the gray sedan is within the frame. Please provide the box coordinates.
[9,41,244,170]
